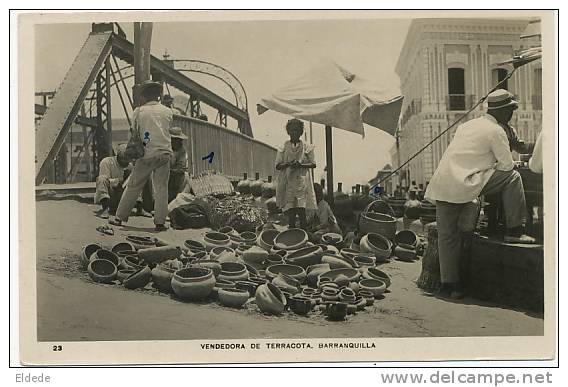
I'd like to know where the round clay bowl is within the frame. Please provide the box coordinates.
[320,268,360,285]
[184,239,207,252]
[359,278,387,298]
[87,259,117,283]
[81,243,102,269]
[364,267,392,288]
[218,262,249,282]
[273,228,308,251]
[218,226,237,236]
[255,283,286,315]
[111,242,135,254]
[354,255,376,268]
[171,267,216,300]
[394,245,417,262]
[285,245,323,268]
[395,230,418,247]
[321,253,357,269]
[306,263,332,288]
[90,249,120,266]
[203,232,231,251]
[339,288,356,303]
[116,250,138,260]
[235,280,259,297]
[126,235,155,250]
[123,266,152,289]
[210,246,235,260]
[265,254,285,266]
[360,233,392,260]
[239,231,258,244]
[340,248,360,260]
[265,264,306,284]
[257,229,280,251]
[218,288,250,308]
[117,269,136,283]
[122,255,146,271]
[322,232,343,246]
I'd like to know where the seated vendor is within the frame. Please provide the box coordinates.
[94,144,144,219]
[168,127,189,203]
[308,183,342,239]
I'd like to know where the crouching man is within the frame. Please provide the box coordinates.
[425,89,535,299]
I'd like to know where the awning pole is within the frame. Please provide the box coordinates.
[325,125,334,206]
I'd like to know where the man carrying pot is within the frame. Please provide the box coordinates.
[425,89,535,299]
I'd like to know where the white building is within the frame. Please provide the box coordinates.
[391,18,542,187]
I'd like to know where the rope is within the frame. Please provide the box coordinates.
[376,68,518,187]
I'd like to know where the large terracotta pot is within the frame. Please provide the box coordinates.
[210,246,235,260]
[321,253,356,269]
[237,172,251,195]
[81,243,102,269]
[171,267,216,301]
[273,228,308,251]
[319,268,360,285]
[126,235,156,251]
[285,245,323,268]
[306,263,331,288]
[255,283,286,315]
[359,278,387,298]
[362,267,392,288]
[265,264,306,284]
[123,266,152,289]
[87,259,117,284]
[111,242,135,254]
[184,239,207,253]
[358,212,397,241]
[218,262,249,282]
[203,232,231,251]
[257,229,280,251]
[272,273,301,294]
[89,249,120,267]
[218,288,250,308]
[395,230,419,248]
[242,245,269,265]
[138,245,182,265]
[151,263,177,293]
[360,233,393,260]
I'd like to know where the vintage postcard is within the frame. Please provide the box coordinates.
[17,10,557,365]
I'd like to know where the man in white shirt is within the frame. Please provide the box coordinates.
[110,80,173,231]
[425,89,535,298]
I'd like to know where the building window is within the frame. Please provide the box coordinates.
[492,68,509,90]
[447,68,465,110]
[533,68,542,110]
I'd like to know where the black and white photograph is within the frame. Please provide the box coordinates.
[17,10,556,365]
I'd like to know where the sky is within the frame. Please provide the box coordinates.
[35,18,411,190]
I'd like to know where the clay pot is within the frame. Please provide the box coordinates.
[218,288,250,308]
[386,197,406,218]
[320,268,360,286]
[116,250,138,261]
[321,253,357,269]
[359,278,387,298]
[81,243,102,269]
[272,273,301,294]
[395,230,419,248]
[230,235,246,249]
[354,255,376,271]
[321,287,340,302]
[171,267,216,300]
[264,254,285,266]
[123,266,152,289]
[359,290,375,306]
[273,228,308,251]
[340,248,360,260]
[184,239,207,253]
[306,263,331,288]
[339,288,356,303]
[285,245,323,268]
[218,262,249,282]
[255,283,286,315]
[362,267,392,288]
[138,245,182,265]
[360,233,393,260]
[358,212,397,241]
[326,301,348,321]
[237,173,251,194]
[301,288,316,297]
[265,264,306,284]
[235,243,252,256]
[242,245,269,265]
[210,246,235,260]
[192,260,222,277]
[203,232,231,251]
[219,226,238,237]
[89,249,120,267]
[290,296,312,315]
[394,245,417,262]
[215,278,236,289]
[235,280,259,297]
[122,255,146,271]
[117,269,136,283]
[354,296,366,311]
[111,242,135,254]
[257,229,280,251]
[87,259,117,283]
[244,263,260,277]
[126,235,155,250]
[261,176,276,199]
[250,174,263,197]
[321,233,343,246]
[151,264,177,293]
[239,231,258,245]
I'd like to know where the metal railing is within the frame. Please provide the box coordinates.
[173,115,277,181]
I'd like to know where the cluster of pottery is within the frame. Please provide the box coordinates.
[236,172,275,199]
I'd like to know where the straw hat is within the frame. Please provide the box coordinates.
[486,89,519,110]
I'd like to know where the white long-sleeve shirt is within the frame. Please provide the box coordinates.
[133,101,173,159]
[425,114,514,204]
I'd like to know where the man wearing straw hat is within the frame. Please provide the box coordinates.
[425,89,536,299]
[168,126,189,202]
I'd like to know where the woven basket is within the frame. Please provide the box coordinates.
[358,211,397,241]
